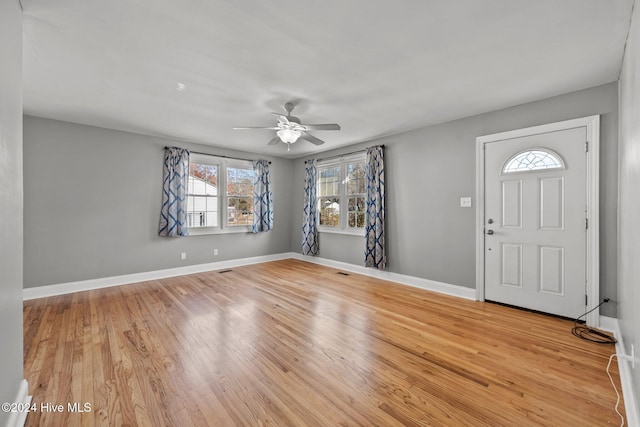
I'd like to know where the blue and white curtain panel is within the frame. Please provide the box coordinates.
[252,159,273,233]
[365,145,385,269]
[302,159,319,255]
[158,147,190,237]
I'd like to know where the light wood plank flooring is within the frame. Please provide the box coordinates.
[23,259,624,426]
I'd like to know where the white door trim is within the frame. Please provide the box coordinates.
[475,116,600,326]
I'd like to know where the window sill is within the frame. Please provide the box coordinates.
[187,226,253,236]
[318,228,365,237]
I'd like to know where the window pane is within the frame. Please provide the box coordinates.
[226,167,254,227]
[205,165,217,195]
[189,163,217,195]
[347,162,366,195]
[319,197,340,227]
[319,166,340,196]
[187,162,218,227]
[348,198,365,228]
[186,195,218,228]
[347,196,365,229]
[503,149,564,173]
[227,196,253,226]
[227,167,255,197]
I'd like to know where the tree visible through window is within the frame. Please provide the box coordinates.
[318,165,340,227]
[227,167,254,226]
[347,162,366,228]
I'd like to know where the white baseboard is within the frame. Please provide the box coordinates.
[599,315,639,427]
[290,253,476,300]
[23,252,476,302]
[5,379,31,427]
[23,253,293,300]
[598,315,618,334]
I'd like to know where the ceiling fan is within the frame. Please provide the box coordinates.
[233,102,341,151]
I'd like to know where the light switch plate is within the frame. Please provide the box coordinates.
[460,197,472,208]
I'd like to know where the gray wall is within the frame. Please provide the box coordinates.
[0,0,25,423]
[23,117,294,287]
[617,0,640,409]
[292,83,619,317]
[23,86,620,319]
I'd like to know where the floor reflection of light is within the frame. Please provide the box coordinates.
[310,296,376,393]
[176,299,260,387]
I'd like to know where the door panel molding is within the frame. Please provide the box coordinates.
[539,176,565,230]
[539,245,565,296]
[501,179,523,228]
[476,115,600,326]
[501,243,523,287]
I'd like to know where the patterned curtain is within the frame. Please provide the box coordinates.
[302,159,319,255]
[365,145,385,269]
[158,147,190,237]
[252,159,273,233]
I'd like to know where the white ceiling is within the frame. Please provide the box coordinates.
[22,0,634,158]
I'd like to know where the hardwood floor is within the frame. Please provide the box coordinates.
[23,259,624,426]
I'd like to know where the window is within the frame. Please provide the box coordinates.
[347,162,366,228]
[226,166,254,226]
[318,165,340,227]
[503,148,564,174]
[186,154,254,234]
[187,163,218,227]
[317,153,366,233]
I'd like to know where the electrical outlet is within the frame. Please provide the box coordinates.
[181,252,187,260]
[213,249,219,256]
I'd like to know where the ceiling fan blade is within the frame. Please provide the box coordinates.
[301,132,325,146]
[271,113,290,125]
[267,136,281,145]
[300,123,341,131]
[233,126,280,130]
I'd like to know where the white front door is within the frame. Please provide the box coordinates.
[483,126,588,318]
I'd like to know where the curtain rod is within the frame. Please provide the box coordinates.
[315,144,384,163]
[164,147,271,164]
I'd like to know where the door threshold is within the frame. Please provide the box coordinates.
[485,300,576,322]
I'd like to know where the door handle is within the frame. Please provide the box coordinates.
[486,230,494,235]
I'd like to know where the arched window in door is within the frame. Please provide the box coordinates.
[502,148,565,174]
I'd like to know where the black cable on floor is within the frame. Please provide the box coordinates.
[571,299,617,344]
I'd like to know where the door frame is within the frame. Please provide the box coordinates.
[475,116,600,326]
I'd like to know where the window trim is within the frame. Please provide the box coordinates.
[317,153,366,236]
[187,153,254,236]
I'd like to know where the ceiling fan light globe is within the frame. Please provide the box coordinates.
[277,129,302,144]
